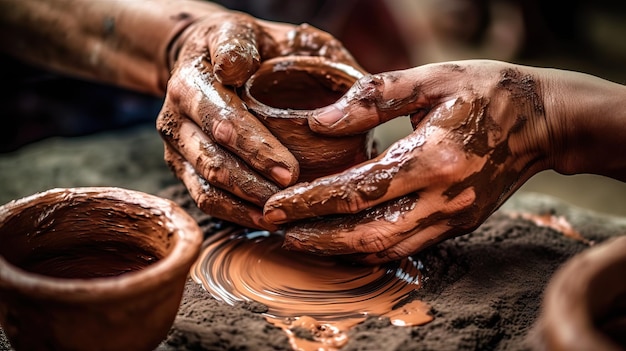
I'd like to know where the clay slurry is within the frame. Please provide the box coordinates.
[191,228,432,350]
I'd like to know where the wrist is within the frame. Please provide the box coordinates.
[132,0,227,95]
[159,1,229,91]
[544,69,626,180]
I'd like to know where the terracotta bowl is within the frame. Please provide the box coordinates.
[0,187,203,351]
[240,55,373,182]
[534,235,626,351]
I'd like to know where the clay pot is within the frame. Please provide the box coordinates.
[534,236,626,351]
[0,187,203,351]
[240,56,373,182]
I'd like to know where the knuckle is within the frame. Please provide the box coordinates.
[165,76,185,104]
[195,188,218,214]
[211,119,236,145]
[353,228,393,253]
[155,110,180,143]
[347,74,384,105]
[195,143,231,185]
[344,195,370,214]
[429,156,465,184]
[206,164,229,186]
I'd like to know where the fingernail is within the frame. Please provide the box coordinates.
[264,208,287,223]
[315,105,344,125]
[213,120,233,144]
[270,166,293,187]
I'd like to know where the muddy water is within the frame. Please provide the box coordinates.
[191,228,432,350]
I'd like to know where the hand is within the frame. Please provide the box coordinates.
[156,9,359,230]
[263,60,559,263]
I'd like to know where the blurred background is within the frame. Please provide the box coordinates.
[1,0,626,216]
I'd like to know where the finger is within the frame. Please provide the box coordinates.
[262,126,445,222]
[264,98,487,224]
[205,14,262,87]
[156,109,279,206]
[309,63,470,135]
[168,57,300,187]
[163,143,277,231]
[352,223,456,265]
[282,189,477,262]
[281,194,423,256]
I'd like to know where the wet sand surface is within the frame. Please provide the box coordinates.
[1,126,626,350]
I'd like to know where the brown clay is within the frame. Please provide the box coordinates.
[0,187,203,351]
[191,227,432,350]
[240,55,374,182]
[533,236,626,351]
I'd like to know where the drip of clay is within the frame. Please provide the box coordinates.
[240,55,374,182]
[0,187,203,351]
[533,235,626,351]
[192,228,432,350]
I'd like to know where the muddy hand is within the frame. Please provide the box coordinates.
[157,10,359,230]
[264,60,557,263]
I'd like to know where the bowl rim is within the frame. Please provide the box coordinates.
[241,55,365,119]
[0,187,203,302]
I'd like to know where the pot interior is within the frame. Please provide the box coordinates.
[0,194,175,279]
[248,61,352,111]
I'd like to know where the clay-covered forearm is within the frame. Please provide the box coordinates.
[544,69,626,181]
[0,0,226,96]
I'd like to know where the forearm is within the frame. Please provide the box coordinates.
[0,0,225,96]
[546,69,626,181]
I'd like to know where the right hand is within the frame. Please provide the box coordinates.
[156,9,360,230]
[263,60,558,262]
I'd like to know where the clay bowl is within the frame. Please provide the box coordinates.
[0,187,203,351]
[535,236,626,351]
[240,55,373,182]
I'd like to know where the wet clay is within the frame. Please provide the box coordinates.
[507,211,594,245]
[0,187,202,351]
[191,228,432,350]
[241,56,374,182]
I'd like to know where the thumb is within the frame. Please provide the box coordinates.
[207,16,262,87]
[308,70,432,135]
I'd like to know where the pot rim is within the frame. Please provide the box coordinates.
[241,55,365,119]
[0,187,202,302]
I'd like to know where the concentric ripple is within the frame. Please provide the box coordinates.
[191,228,429,322]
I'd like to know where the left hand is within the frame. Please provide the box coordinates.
[263,60,557,263]
[156,9,360,230]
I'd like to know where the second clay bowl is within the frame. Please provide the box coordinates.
[534,235,626,351]
[0,187,203,351]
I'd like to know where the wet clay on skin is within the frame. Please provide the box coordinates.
[267,67,550,260]
[192,228,432,351]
